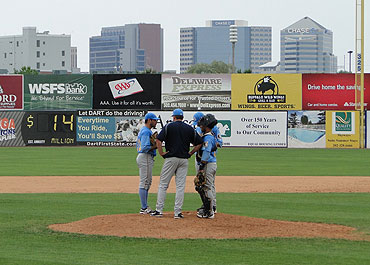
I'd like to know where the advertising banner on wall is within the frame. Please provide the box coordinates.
[24,75,92,110]
[161,74,231,110]
[0,75,23,110]
[325,111,360,148]
[231,74,302,110]
[0,111,25,146]
[367,111,370,149]
[287,111,326,148]
[156,111,287,147]
[21,111,77,146]
[76,109,146,147]
[93,74,161,110]
[302,74,370,110]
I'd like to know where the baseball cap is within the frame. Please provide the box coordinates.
[192,112,204,126]
[144,112,159,120]
[172,108,184,116]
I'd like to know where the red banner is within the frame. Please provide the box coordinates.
[302,74,370,110]
[0,75,23,110]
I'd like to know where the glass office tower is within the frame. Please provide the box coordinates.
[180,20,272,73]
[90,24,163,73]
[280,17,337,73]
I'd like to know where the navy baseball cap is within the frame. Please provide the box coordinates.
[172,108,184,116]
[192,112,204,126]
[145,112,159,120]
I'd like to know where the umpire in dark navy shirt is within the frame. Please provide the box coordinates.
[151,109,203,219]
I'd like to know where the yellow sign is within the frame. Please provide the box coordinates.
[231,74,302,110]
[326,111,360,148]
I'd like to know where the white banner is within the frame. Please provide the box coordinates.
[155,111,287,147]
[161,74,231,110]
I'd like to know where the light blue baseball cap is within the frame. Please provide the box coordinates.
[144,112,159,120]
[172,108,184,116]
[192,112,204,126]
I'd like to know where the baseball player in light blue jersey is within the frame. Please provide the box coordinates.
[136,112,159,214]
[193,112,222,213]
[195,114,218,219]
[193,112,223,148]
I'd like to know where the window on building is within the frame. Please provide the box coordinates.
[17,41,19,47]
[37,40,40,47]
[43,52,45,56]
[36,62,40,69]
[62,61,65,67]
[62,50,65,56]
[43,41,45,45]
[36,51,40,58]
[4,53,6,59]
[43,63,45,66]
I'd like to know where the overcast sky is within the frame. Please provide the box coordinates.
[1,0,368,72]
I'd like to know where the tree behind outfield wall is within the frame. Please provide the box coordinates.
[14,66,38,75]
[186,61,233,74]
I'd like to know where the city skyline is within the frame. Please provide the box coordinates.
[0,0,368,73]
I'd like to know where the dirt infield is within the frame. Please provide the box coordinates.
[1,175,370,193]
[48,212,370,241]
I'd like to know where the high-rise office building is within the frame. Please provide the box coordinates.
[280,17,337,73]
[0,27,72,73]
[180,20,272,73]
[89,24,163,73]
[71,46,80,73]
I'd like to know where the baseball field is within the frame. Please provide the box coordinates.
[1,147,370,264]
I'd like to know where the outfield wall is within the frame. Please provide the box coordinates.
[0,73,368,148]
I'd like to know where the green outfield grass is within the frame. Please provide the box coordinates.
[0,193,370,265]
[1,147,370,176]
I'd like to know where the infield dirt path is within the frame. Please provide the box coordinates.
[1,175,370,193]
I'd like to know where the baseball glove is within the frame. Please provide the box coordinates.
[194,170,206,187]
[150,131,158,146]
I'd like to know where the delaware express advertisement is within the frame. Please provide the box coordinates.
[231,74,302,110]
[161,74,231,110]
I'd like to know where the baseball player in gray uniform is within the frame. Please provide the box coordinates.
[150,109,203,219]
[136,112,160,214]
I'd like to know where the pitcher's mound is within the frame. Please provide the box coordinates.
[49,211,368,240]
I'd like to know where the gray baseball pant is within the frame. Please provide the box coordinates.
[156,157,189,215]
[136,153,154,190]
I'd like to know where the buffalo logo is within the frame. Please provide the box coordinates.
[247,76,286,103]
[255,76,278,95]
[108,78,144,99]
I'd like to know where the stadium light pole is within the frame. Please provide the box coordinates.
[229,25,238,73]
[347,50,353,72]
